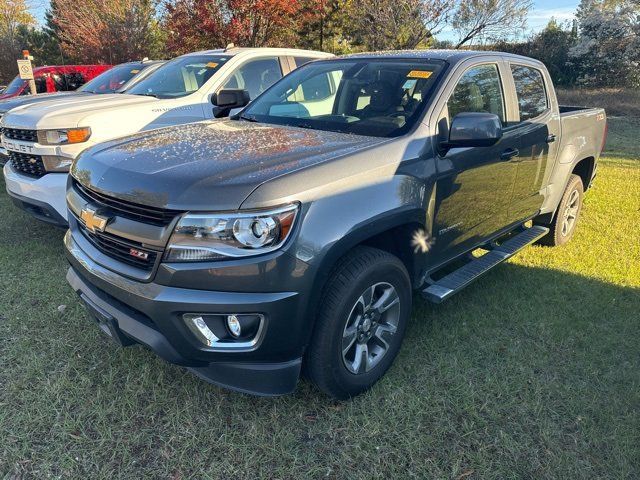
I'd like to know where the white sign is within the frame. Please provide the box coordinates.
[17,60,34,80]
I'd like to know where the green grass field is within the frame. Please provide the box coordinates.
[0,118,638,479]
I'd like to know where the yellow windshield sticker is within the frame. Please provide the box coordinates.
[408,70,433,79]
[206,62,219,68]
[130,69,140,74]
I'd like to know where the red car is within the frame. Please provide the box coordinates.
[0,65,112,100]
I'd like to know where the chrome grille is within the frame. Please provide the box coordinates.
[9,151,46,177]
[77,222,159,271]
[3,127,38,142]
[73,179,178,226]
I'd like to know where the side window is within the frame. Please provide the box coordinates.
[447,64,505,124]
[287,71,338,102]
[511,65,548,121]
[222,57,283,100]
[34,77,47,93]
[52,74,66,91]
[63,73,86,90]
[293,56,316,68]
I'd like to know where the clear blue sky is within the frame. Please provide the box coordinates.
[438,0,580,41]
[29,0,580,41]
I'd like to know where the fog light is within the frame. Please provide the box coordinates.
[227,315,241,337]
[183,314,220,346]
[182,313,265,350]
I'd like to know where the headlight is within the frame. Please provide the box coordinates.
[42,155,73,172]
[37,127,91,145]
[165,204,299,261]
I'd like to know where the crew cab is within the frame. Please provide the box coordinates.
[0,64,112,100]
[63,51,607,399]
[0,60,164,166]
[1,48,331,226]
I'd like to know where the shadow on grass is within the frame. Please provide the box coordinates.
[33,261,633,477]
[78,259,639,411]
[1,181,638,477]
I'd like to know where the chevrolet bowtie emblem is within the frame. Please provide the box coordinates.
[80,207,109,233]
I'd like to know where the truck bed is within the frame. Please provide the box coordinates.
[559,105,602,115]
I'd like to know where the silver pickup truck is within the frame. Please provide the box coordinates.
[63,50,607,398]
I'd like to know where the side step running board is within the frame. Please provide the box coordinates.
[422,225,549,304]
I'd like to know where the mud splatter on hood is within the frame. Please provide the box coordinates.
[72,119,386,211]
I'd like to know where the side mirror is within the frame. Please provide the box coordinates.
[444,112,503,148]
[212,89,250,118]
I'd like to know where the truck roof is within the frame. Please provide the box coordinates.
[340,49,544,66]
[182,47,333,58]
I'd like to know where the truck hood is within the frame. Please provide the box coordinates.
[72,120,386,211]
[2,93,157,129]
[0,91,87,115]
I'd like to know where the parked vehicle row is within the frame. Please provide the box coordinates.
[0,49,607,399]
[0,64,113,100]
[1,47,331,224]
[0,60,164,167]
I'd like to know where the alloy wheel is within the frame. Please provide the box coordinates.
[562,188,580,236]
[341,282,401,375]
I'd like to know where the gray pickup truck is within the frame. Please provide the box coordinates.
[63,50,607,399]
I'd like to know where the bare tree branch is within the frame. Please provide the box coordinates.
[452,0,533,49]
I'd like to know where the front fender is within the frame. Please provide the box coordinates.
[286,174,430,349]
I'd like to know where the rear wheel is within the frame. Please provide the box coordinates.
[304,247,412,399]
[537,174,584,246]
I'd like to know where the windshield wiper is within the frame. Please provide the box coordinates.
[135,92,158,98]
[239,114,259,123]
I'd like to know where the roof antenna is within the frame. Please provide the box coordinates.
[224,43,235,52]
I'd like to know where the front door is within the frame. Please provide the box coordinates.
[431,63,519,264]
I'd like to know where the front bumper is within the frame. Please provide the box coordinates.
[3,162,68,226]
[64,230,305,396]
[0,147,8,166]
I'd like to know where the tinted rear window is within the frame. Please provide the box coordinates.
[511,65,548,121]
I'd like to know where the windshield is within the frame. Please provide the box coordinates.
[127,55,231,99]
[80,63,145,93]
[2,76,27,95]
[242,58,445,138]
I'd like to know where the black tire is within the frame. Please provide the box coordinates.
[304,246,412,400]
[537,174,584,247]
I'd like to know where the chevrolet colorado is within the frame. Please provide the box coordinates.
[1,47,331,226]
[64,51,607,399]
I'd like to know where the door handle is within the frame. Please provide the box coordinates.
[500,148,519,161]
[546,134,556,143]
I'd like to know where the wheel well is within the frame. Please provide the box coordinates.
[572,157,595,190]
[301,222,425,352]
[361,222,424,287]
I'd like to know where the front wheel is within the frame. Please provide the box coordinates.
[537,174,584,247]
[304,247,412,399]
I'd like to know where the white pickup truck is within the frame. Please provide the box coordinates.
[1,47,331,226]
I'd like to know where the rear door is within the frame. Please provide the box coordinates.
[430,60,520,262]
[504,61,560,222]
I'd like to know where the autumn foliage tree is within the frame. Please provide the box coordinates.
[164,0,226,55]
[0,0,34,82]
[164,0,326,55]
[341,0,456,51]
[51,0,165,63]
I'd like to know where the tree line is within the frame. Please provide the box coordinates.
[1,0,638,88]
